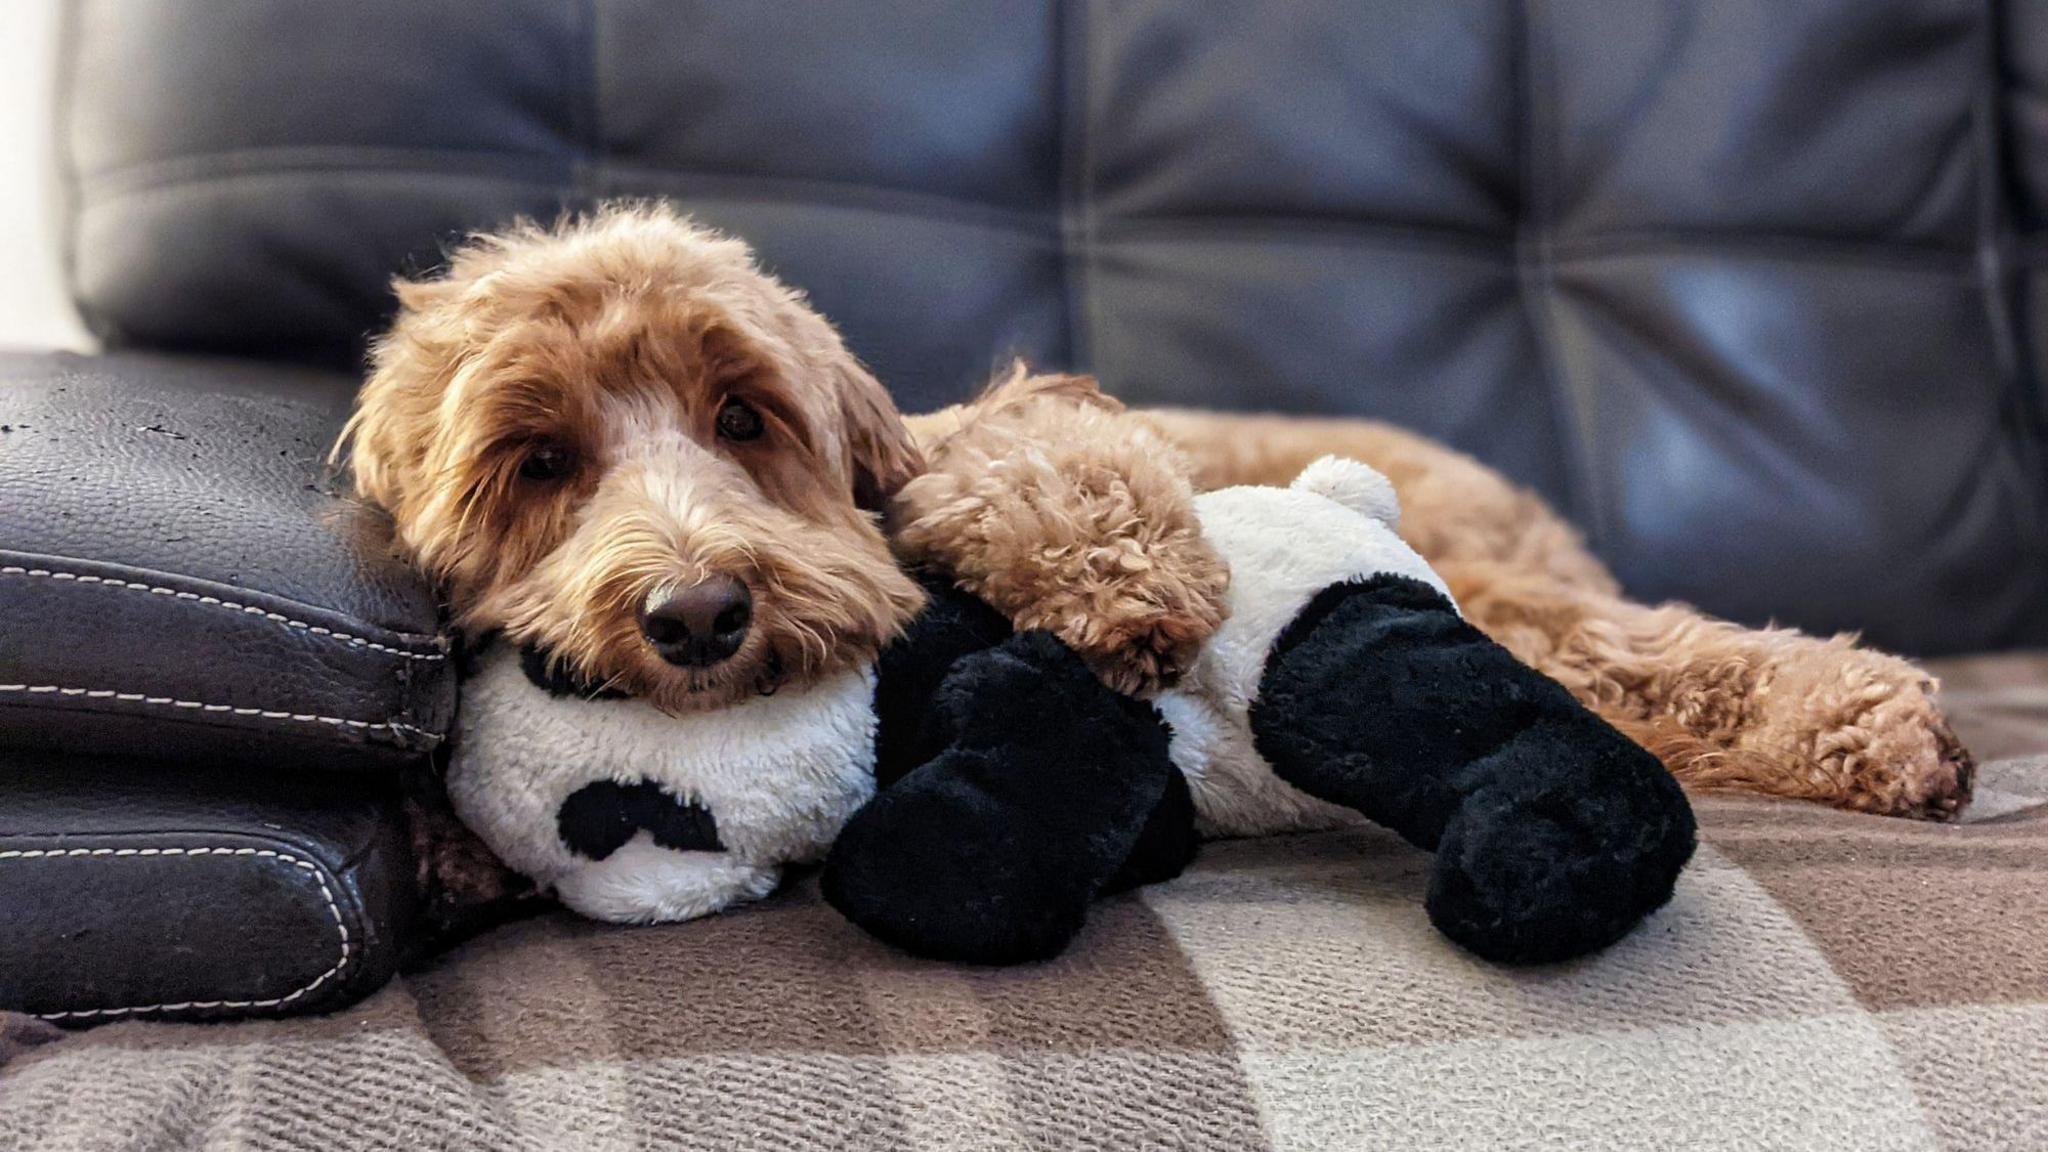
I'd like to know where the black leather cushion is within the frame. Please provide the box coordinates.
[2013,0,2048,443]
[0,351,453,770]
[51,0,2047,655]
[0,747,412,1023]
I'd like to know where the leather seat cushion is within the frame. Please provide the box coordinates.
[0,351,454,771]
[0,748,414,1023]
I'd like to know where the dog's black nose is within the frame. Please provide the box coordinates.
[640,577,752,668]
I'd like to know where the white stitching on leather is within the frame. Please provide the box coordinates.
[0,565,447,661]
[0,683,441,742]
[1,846,351,1020]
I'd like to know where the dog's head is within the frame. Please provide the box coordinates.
[338,204,926,710]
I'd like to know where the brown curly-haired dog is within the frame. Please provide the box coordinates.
[900,394,1974,820]
[346,204,1972,822]
[338,204,926,713]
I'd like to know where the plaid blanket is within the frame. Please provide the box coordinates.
[4,658,2045,1151]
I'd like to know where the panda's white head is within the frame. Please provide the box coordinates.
[446,641,880,924]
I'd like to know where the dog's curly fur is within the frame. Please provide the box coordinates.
[895,367,1230,694]
[348,205,1973,822]
[338,204,925,712]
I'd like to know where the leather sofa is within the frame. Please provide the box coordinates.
[3,0,2044,1023]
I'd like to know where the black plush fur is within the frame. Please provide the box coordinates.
[823,631,1179,964]
[826,570,1691,967]
[869,572,1017,790]
[520,643,630,700]
[557,780,724,860]
[1100,761,1198,895]
[1249,576,1697,964]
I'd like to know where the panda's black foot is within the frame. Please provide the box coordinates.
[1425,718,1697,965]
[823,755,1094,964]
[1248,576,1696,965]
[823,631,1178,964]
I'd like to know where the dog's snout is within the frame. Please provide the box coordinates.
[640,577,752,668]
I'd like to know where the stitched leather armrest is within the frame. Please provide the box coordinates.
[0,351,454,770]
[0,748,415,1023]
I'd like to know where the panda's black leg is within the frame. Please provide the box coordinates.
[823,631,1183,964]
[1102,765,1199,895]
[1250,575,1696,964]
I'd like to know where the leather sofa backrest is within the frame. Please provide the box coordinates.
[53,0,2048,654]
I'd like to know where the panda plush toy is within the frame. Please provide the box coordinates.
[449,458,1696,966]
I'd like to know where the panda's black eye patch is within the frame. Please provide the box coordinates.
[520,644,630,700]
[557,780,725,860]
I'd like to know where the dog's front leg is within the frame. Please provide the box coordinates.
[1440,560,1977,820]
[894,369,1230,695]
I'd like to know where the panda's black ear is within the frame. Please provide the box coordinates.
[519,644,631,700]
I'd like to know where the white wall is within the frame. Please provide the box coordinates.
[0,0,91,351]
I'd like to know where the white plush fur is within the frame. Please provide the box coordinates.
[1291,452,1403,529]
[448,647,878,923]
[1160,456,1453,838]
[553,838,782,925]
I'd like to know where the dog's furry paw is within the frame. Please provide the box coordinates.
[1013,527,1230,696]
[1753,644,1976,821]
[1805,671,1974,821]
[892,387,1230,695]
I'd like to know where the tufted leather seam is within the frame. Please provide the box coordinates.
[1059,2,1096,372]
[0,564,448,660]
[1101,217,1983,268]
[1546,232,1980,271]
[76,145,575,194]
[74,154,1056,239]
[1512,0,1607,549]
[77,154,1994,268]
[1976,0,2048,445]
[3,845,351,1021]
[68,145,2015,262]
[1971,0,2037,435]
[0,683,441,742]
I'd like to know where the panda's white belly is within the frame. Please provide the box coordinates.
[1155,690,1360,838]
[1158,482,1453,838]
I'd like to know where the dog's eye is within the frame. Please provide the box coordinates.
[519,442,578,483]
[716,398,764,443]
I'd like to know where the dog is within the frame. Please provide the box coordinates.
[340,205,926,716]
[341,203,1972,823]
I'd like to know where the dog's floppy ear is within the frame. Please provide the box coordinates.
[333,272,470,516]
[835,357,924,512]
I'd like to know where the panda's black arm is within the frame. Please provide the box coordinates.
[1250,574,1695,964]
[871,571,1016,789]
[828,629,1182,964]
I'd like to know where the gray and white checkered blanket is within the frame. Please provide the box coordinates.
[4,656,2045,1151]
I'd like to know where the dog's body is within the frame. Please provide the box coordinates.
[1142,409,1976,819]
[346,205,1973,826]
